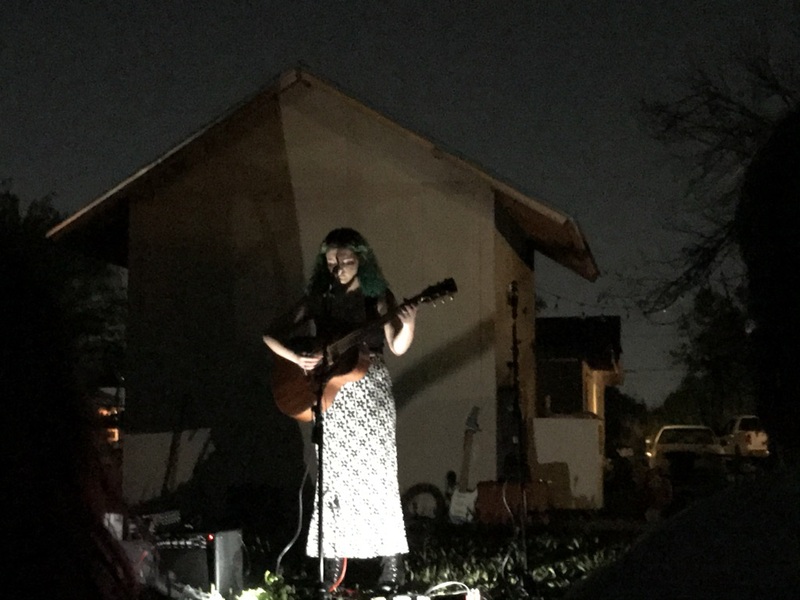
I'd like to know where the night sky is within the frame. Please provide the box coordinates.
[2,0,796,406]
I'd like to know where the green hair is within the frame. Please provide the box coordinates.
[307,228,389,298]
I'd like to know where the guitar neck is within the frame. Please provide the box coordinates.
[332,311,393,353]
[326,300,412,360]
[323,278,457,363]
[458,431,475,492]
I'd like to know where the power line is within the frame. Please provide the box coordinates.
[536,287,684,325]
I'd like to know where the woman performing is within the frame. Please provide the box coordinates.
[262,227,417,595]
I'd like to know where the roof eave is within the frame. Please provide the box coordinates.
[47,67,599,280]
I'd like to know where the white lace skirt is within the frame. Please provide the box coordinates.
[306,356,409,558]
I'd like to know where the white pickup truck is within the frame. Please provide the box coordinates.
[720,415,769,458]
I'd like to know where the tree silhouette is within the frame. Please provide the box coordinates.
[736,106,800,464]
[661,285,755,428]
[638,38,800,313]
[0,181,126,392]
[631,35,799,417]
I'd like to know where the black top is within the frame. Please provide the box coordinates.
[269,288,399,355]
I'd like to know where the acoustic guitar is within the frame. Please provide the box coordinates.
[271,278,458,421]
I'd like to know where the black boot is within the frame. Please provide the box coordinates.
[323,557,345,592]
[377,554,405,595]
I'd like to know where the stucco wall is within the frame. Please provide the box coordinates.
[122,76,544,519]
[125,93,308,514]
[533,418,604,509]
[278,80,498,492]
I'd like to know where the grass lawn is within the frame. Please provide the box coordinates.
[241,515,646,599]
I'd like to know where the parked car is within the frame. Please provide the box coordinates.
[646,425,725,471]
[720,415,769,458]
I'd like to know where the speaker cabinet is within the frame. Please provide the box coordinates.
[156,529,243,598]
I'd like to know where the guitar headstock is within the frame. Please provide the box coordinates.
[411,277,458,307]
[465,406,480,433]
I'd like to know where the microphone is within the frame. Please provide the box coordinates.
[328,265,340,292]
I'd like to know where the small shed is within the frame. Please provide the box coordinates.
[48,68,598,521]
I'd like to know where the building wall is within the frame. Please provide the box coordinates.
[125,79,505,512]
[278,80,498,492]
[537,358,584,415]
[126,92,308,513]
[533,418,604,509]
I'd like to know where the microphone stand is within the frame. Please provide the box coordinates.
[311,380,327,599]
[313,283,336,599]
[507,281,529,569]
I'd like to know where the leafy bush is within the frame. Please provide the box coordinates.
[403,521,636,598]
[237,570,298,600]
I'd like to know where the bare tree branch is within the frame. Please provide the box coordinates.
[636,37,800,313]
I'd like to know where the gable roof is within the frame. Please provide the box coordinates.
[47,68,599,281]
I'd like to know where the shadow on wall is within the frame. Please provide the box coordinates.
[132,416,309,553]
[391,316,495,409]
[129,365,308,544]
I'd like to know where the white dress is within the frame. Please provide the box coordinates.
[305,355,408,558]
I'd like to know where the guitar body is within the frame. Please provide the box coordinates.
[448,489,478,524]
[271,344,371,421]
[269,279,458,421]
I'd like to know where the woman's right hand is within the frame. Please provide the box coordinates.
[296,353,323,371]
[263,334,322,371]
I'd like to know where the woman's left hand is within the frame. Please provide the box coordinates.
[397,304,418,326]
[386,304,417,356]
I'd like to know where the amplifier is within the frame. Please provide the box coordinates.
[156,529,243,598]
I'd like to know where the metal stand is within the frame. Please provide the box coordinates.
[311,385,329,599]
[507,281,529,569]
